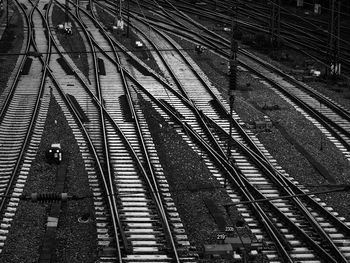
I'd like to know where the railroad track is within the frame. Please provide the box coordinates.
[1,0,349,261]
[160,0,350,74]
[48,0,197,261]
[118,0,350,162]
[91,1,350,261]
[0,0,51,253]
[0,0,189,260]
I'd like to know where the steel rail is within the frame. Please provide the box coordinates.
[73,17,321,259]
[129,3,350,261]
[152,4,350,124]
[125,20,227,158]
[131,76,345,262]
[86,1,181,259]
[52,1,183,259]
[129,11,350,261]
[126,1,350,153]
[83,2,182,259]
[167,0,350,68]
[0,1,32,122]
[92,3,350,260]
[83,0,128,256]
[46,12,126,263]
[55,0,126,257]
[154,0,350,73]
[0,0,50,214]
[112,15,350,239]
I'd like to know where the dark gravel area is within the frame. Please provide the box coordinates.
[138,95,257,260]
[1,94,97,262]
[0,5,24,97]
[51,5,90,79]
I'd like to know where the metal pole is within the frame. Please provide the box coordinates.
[327,0,341,78]
[227,95,234,157]
[119,0,122,22]
[127,0,130,37]
[227,1,238,158]
[6,0,8,27]
[65,0,68,24]
[269,0,281,49]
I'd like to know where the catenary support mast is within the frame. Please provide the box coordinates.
[269,0,281,48]
[227,0,238,158]
[327,0,341,78]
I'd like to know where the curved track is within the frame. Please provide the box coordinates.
[47,0,197,261]
[117,0,350,162]
[0,0,51,252]
[92,1,350,262]
[1,0,350,262]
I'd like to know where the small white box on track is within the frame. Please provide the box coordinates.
[135,41,143,48]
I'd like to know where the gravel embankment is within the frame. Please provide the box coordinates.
[1,95,97,262]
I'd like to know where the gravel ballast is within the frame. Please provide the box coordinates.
[0,4,24,96]
[138,96,257,260]
[167,34,350,223]
[1,94,97,262]
[51,5,90,79]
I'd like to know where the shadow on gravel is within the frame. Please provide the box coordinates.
[274,122,337,184]
[0,28,16,53]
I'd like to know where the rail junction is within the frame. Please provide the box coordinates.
[0,0,350,262]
